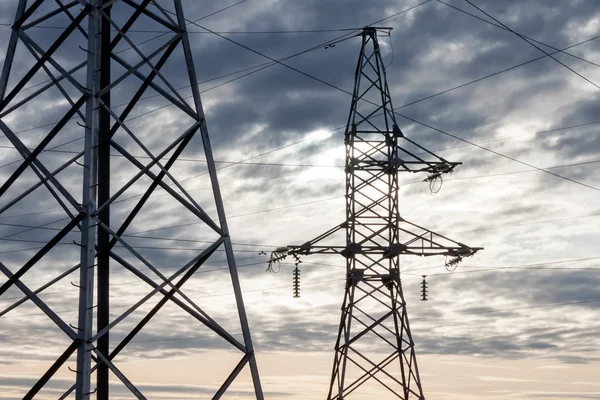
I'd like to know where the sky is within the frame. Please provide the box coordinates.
[0,0,600,399]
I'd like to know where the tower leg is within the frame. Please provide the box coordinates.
[76,1,102,398]
[173,1,264,397]
[326,267,424,399]
[97,2,112,398]
[328,272,357,399]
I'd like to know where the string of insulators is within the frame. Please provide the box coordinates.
[293,266,301,298]
[445,255,462,271]
[421,275,428,301]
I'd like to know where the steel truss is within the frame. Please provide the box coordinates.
[283,27,481,399]
[0,1,263,399]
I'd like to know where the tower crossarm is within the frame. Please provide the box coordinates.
[284,217,481,259]
[348,123,462,175]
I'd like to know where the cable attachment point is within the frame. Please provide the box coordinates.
[424,162,454,194]
[444,246,476,271]
[266,247,288,273]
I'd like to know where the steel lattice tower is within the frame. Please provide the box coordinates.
[0,1,263,399]
[282,27,481,399]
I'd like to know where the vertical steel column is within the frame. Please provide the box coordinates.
[97,1,111,399]
[173,1,264,398]
[75,0,101,398]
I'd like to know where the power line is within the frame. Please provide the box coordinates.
[177,12,600,193]
[395,31,600,110]
[437,0,600,69]
[395,112,600,192]
[0,255,267,303]
[1,4,598,265]
[132,294,600,343]
[0,222,283,250]
[3,2,428,132]
[0,31,358,142]
[0,23,366,34]
[451,210,600,234]
[404,256,600,275]
[464,0,600,90]
[7,277,596,340]
[438,159,600,184]
[0,278,346,320]
[4,8,598,190]
[125,295,600,345]
[0,145,342,170]
[3,119,597,174]
[246,31,600,157]
[123,196,343,236]
[0,260,276,313]
[2,0,249,95]
[0,236,263,253]
[2,253,599,323]
[5,3,599,146]
[1,156,598,236]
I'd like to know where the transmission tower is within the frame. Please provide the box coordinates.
[0,1,263,399]
[279,27,482,399]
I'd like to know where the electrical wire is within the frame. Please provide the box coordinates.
[4,14,598,185]
[395,30,600,110]
[172,14,600,193]
[0,145,342,170]
[4,276,599,339]
[3,3,598,153]
[122,196,343,236]
[3,254,599,310]
[464,0,600,90]
[394,112,600,192]
[385,32,395,68]
[0,255,267,303]
[438,0,600,69]
[0,236,263,253]
[12,24,595,141]
[0,260,279,314]
[2,3,598,276]
[0,21,361,140]
[0,23,370,34]
[0,278,347,320]
[6,29,598,140]
[0,157,598,238]
[403,256,600,275]
[128,294,600,343]
[2,0,250,95]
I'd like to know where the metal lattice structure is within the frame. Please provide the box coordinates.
[0,1,263,399]
[281,27,481,399]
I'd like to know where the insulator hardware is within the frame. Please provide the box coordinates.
[266,247,289,273]
[421,275,428,301]
[445,246,476,271]
[293,266,300,298]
